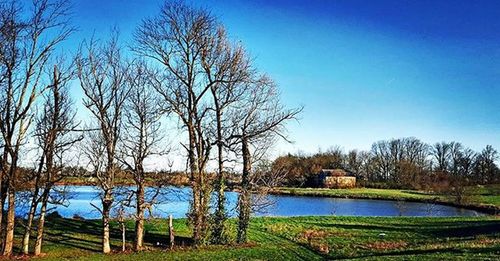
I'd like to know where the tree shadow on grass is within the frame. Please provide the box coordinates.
[299,221,409,233]
[142,230,193,248]
[41,217,194,252]
[429,222,500,238]
[300,219,500,238]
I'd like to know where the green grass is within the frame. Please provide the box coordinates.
[12,216,500,260]
[467,185,500,206]
[273,184,500,211]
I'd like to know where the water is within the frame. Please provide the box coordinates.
[15,185,484,219]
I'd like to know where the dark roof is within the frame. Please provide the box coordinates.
[320,169,348,177]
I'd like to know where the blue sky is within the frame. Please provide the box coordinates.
[64,0,500,156]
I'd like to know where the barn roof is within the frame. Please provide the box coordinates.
[320,169,349,176]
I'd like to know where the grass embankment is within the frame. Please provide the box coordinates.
[9,216,500,260]
[272,184,500,214]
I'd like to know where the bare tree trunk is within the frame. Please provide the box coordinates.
[34,191,49,256]
[2,189,15,256]
[22,198,38,254]
[169,214,174,249]
[22,169,43,255]
[0,172,5,248]
[102,192,112,254]
[121,222,126,252]
[134,184,145,251]
[237,137,251,244]
[0,181,7,251]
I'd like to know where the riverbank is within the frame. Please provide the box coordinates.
[270,185,500,215]
[10,216,500,260]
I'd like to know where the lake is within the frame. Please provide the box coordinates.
[16,186,484,219]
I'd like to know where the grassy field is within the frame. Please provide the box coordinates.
[8,215,500,260]
[272,184,500,212]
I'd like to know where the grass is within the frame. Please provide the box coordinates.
[8,215,500,260]
[272,184,500,212]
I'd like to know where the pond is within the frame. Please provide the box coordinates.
[16,186,484,219]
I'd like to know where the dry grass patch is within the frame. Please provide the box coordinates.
[363,240,408,250]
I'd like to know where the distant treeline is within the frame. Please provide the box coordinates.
[272,137,499,190]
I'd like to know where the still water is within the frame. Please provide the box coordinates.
[16,186,484,219]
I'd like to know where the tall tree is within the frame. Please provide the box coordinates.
[0,0,72,255]
[25,64,81,256]
[76,35,130,253]
[134,0,229,245]
[200,27,252,244]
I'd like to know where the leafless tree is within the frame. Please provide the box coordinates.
[345,150,363,179]
[474,145,499,184]
[228,76,301,243]
[371,141,392,181]
[458,148,476,178]
[21,63,81,255]
[200,27,252,244]
[119,61,167,251]
[133,1,222,245]
[0,0,72,255]
[433,142,452,173]
[370,138,430,186]
[76,34,130,253]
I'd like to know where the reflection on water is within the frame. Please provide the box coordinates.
[15,185,484,219]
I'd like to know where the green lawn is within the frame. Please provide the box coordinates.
[273,184,500,211]
[12,216,500,260]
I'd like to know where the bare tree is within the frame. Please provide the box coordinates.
[0,0,72,255]
[119,61,166,251]
[20,63,76,255]
[370,138,430,186]
[229,76,301,243]
[134,1,222,245]
[30,64,81,256]
[433,142,452,173]
[474,145,499,184]
[200,27,252,244]
[371,141,392,181]
[76,34,130,253]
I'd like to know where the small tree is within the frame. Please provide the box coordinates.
[229,76,301,243]
[119,61,167,251]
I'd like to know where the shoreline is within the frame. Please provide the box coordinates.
[53,181,499,216]
[268,188,500,215]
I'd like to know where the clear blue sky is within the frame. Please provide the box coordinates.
[65,0,500,156]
